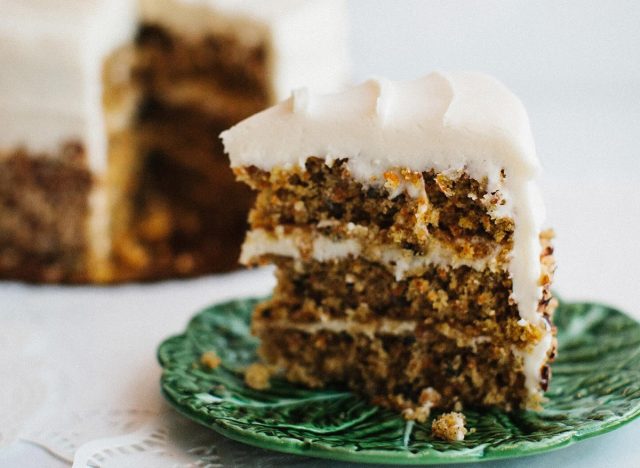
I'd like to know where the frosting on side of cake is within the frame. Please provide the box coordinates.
[223,72,551,401]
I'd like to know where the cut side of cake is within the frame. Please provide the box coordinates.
[0,0,348,282]
[222,72,557,412]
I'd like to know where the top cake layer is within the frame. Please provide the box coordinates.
[0,0,349,173]
[223,72,547,328]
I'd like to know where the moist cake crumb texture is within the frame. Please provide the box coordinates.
[431,412,468,441]
[223,72,557,414]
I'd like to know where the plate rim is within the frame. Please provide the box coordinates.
[158,298,640,465]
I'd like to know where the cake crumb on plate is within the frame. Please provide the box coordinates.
[402,387,443,423]
[245,363,272,390]
[431,412,468,441]
[200,351,221,369]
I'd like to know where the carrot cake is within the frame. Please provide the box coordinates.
[222,72,557,412]
[0,0,349,282]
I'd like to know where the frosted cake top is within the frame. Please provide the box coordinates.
[222,71,539,182]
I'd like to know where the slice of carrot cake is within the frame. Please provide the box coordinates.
[222,72,557,412]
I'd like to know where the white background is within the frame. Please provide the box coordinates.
[1,1,639,467]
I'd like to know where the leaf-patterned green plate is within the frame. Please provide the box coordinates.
[158,298,640,464]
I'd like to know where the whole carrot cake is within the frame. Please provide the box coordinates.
[222,72,557,412]
[0,0,348,282]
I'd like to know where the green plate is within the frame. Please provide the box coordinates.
[158,298,640,464]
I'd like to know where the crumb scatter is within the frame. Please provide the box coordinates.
[245,363,272,390]
[200,350,221,369]
[431,412,468,441]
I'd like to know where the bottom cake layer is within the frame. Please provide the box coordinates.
[255,325,531,411]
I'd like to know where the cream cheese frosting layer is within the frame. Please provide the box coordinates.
[241,227,507,279]
[253,317,417,338]
[222,72,539,178]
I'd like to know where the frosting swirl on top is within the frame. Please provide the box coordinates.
[222,71,539,182]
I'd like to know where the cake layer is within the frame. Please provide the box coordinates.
[251,229,555,408]
[255,257,522,326]
[122,148,253,277]
[127,17,271,277]
[237,158,515,260]
[256,327,532,411]
[131,85,256,274]
[0,145,93,282]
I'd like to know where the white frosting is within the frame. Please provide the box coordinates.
[253,318,417,339]
[224,72,551,400]
[0,0,349,168]
[310,235,362,262]
[241,227,505,279]
[223,73,539,178]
